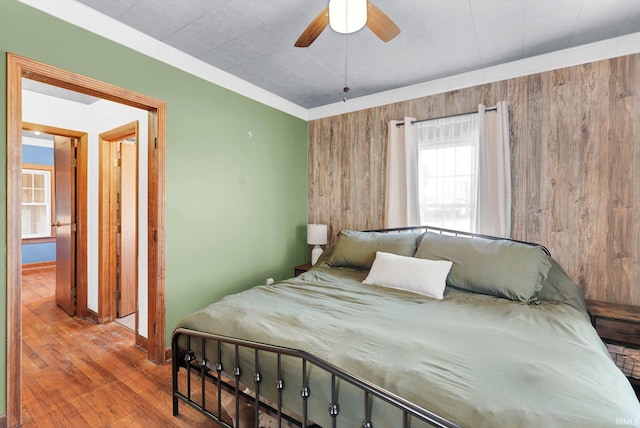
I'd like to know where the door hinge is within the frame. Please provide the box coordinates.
[71,223,77,232]
[71,158,77,168]
[71,287,77,297]
[153,229,158,243]
[115,290,121,301]
[154,137,158,150]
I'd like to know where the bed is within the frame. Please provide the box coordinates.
[172,226,640,427]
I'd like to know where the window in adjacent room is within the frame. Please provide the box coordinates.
[416,113,479,232]
[21,165,54,240]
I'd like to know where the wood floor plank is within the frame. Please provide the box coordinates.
[20,266,218,427]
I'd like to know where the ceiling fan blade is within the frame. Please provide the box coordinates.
[295,7,330,47]
[366,2,400,43]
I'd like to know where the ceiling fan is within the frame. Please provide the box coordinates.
[295,0,400,48]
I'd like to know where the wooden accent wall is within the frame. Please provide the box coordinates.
[308,53,640,306]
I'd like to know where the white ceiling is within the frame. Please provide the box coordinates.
[23,79,100,105]
[65,1,640,109]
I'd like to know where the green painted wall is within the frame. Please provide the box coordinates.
[0,0,309,415]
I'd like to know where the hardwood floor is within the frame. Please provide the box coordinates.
[21,266,218,427]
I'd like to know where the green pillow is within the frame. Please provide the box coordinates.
[537,257,587,313]
[415,232,552,302]
[328,230,419,270]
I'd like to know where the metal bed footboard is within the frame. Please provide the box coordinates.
[172,328,460,428]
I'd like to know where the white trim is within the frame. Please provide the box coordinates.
[308,32,640,120]
[18,0,640,122]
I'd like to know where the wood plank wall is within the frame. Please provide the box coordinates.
[308,53,640,306]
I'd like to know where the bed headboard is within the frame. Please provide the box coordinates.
[365,225,551,257]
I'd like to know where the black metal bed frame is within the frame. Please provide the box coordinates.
[365,225,550,256]
[172,226,549,427]
[172,329,460,428]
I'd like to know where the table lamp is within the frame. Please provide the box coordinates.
[307,224,328,265]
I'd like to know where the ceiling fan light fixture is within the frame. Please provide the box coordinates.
[329,0,367,34]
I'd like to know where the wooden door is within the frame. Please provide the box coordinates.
[53,136,76,316]
[98,121,138,322]
[118,140,137,317]
[98,138,117,322]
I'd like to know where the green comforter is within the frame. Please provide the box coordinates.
[176,264,640,427]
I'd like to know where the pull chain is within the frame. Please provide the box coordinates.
[343,1,350,102]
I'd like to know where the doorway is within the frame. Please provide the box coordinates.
[20,123,89,318]
[6,53,167,428]
[99,122,139,325]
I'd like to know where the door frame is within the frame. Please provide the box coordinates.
[22,123,89,317]
[98,121,139,323]
[6,53,167,427]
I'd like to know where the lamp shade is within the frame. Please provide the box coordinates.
[307,224,328,245]
[329,0,367,34]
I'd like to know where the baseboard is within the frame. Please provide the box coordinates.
[135,333,148,351]
[86,309,99,323]
[0,413,7,428]
[135,335,171,363]
[21,261,56,269]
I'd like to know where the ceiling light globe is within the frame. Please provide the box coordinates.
[329,0,367,34]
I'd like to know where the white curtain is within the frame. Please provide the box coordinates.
[385,117,419,228]
[476,101,511,237]
[385,103,511,236]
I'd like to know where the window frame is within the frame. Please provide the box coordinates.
[21,163,56,243]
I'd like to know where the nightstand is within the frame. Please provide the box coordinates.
[586,300,640,394]
[294,263,312,276]
[586,300,640,345]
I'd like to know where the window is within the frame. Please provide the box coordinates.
[416,113,479,232]
[22,166,54,239]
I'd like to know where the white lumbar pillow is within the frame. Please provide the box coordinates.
[363,251,453,299]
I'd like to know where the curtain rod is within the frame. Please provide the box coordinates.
[395,106,498,127]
